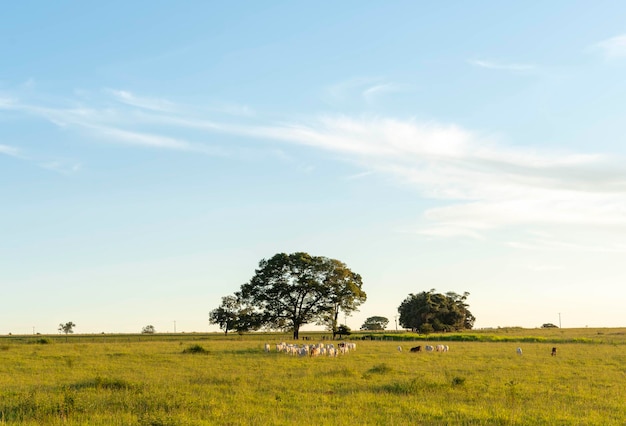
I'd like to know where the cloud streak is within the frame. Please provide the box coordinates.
[4,88,626,246]
[0,144,20,157]
[239,116,626,239]
[469,59,536,72]
[592,34,626,58]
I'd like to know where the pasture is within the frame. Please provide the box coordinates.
[0,329,624,425]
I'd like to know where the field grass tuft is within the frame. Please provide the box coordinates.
[181,344,208,354]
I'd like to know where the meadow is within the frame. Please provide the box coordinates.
[0,328,624,425]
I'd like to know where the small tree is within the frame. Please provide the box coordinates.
[336,324,351,338]
[58,322,76,334]
[360,316,389,331]
[141,325,156,334]
[541,323,558,328]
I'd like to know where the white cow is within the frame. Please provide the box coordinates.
[397,345,403,352]
[425,345,434,352]
[516,347,523,356]
[264,343,270,352]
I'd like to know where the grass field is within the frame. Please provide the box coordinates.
[1,328,625,425]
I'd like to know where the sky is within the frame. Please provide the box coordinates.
[2,1,626,335]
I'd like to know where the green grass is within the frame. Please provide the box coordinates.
[0,329,625,425]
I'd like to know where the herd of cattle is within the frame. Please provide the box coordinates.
[265,342,558,357]
[402,344,449,353]
[265,341,357,357]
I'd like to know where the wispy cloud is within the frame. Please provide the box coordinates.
[325,77,405,104]
[40,161,82,175]
[236,116,626,242]
[508,239,626,254]
[592,34,626,58]
[0,142,81,174]
[0,144,20,157]
[106,89,176,112]
[362,83,403,103]
[5,87,626,249]
[527,264,564,272]
[0,94,224,154]
[469,59,536,72]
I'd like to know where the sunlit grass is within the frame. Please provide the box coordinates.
[0,330,624,424]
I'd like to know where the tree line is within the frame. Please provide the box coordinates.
[210,252,475,338]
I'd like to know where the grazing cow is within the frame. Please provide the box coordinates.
[551,347,557,356]
[397,346,402,352]
[409,346,422,353]
[310,346,321,357]
[443,345,449,352]
[516,347,523,356]
[425,345,434,352]
[264,343,271,352]
[436,344,445,352]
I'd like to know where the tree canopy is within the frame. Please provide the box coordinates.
[209,295,261,335]
[397,290,475,332]
[233,252,366,339]
[360,316,389,331]
[58,322,76,334]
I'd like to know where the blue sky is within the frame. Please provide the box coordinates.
[2,1,626,334]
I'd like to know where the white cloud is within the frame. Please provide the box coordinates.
[237,116,626,240]
[527,265,564,272]
[325,77,405,104]
[40,161,82,175]
[5,88,626,246]
[469,59,536,72]
[508,239,626,254]
[107,89,176,112]
[0,144,20,157]
[362,83,403,103]
[593,34,626,58]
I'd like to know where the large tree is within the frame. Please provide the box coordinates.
[238,252,366,339]
[318,258,366,339]
[398,290,475,332]
[360,316,389,331]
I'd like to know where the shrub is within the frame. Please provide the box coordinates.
[367,363,392,375]
[182,344,208,354]
[451,376,466,386]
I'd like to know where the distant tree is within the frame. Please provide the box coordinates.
[360,316,389,331]
[58,322,76,334]
[141,325,156,334]
[419,323,434,335]
[336,324,351,338]
[541,323,559,328]
[398,290,475,332]
[238,252,366,339]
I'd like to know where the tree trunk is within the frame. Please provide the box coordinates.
[293,325,300,340]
